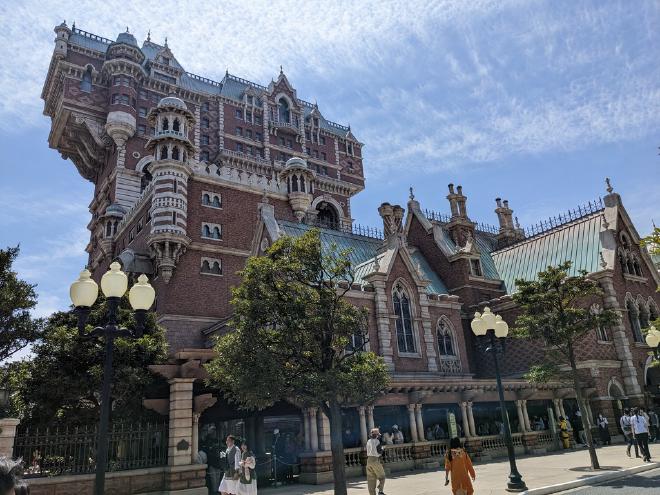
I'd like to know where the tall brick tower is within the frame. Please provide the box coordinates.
[41,24,365,349]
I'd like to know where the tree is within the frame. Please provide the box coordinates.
[3,294,168,426]
[205,229,390,495]
[0,246,43,362]
[640,226,660,293]
[512,261,619,470]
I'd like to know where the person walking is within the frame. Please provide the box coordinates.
[366,428,386,495]
[237,441,257,495]
[444,437,476,495]
[558,416,571,449]
[648,409,659,442]
[219,435,241,495]
[620,409,640,458]
[597,413,611,446]
[631,408,652,462]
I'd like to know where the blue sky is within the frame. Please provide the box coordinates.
[0,0,659,318]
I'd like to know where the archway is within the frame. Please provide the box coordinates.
[315,201,339,229]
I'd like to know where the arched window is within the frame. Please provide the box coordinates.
[626,255,635,276]
[212,195,221,208]
[173,118,180,132]
[201,117,209,128]
[626,298,643,342]
[633,257,642,277]
[638,300,650,329]
[393,282,416,353]
[211,261,221,274]
[172,146,180,160]
[437,318,456,356]
[618,249,628,274]
[213,226,221,239]
[162,118,169,131]
[201,260,210,272]
[278,98,290,123]
[291,175,298,192]
[203,193,210,205]
[160,146,168,160]
[649,300,659,323]
[203,225,211,237]
[590,303,608,341]
[316,201,339,229]
[80,67,93,92]
[106,221,112,237]
[300,176,306,193]
[141,168,152,192]
[621,233,631,250]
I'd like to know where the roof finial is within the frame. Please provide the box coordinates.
[515,216,521,229]
[72,21,76,30]
[409,187,415,200]
[164,36,168,47]
[280,65,283,74]
[147,30,151,42]
[605,177,613,194]
[126,26,130,33]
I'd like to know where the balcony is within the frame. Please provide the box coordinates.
[155,129,187,138]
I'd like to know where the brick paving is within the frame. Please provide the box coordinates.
[264,444,659,495]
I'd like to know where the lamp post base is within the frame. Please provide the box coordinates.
[506,474,528,492]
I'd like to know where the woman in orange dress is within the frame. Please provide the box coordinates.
[444,437,476,495]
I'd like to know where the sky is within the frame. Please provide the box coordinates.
[0,0,659,319]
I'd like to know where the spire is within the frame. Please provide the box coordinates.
[72,21,75,30]
[280,65,283,74]
[605,177,613,194]
[147,30,151,42]
[164,37,168,48]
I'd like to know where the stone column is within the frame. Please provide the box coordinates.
[191,412,201,464]
[317,409,331,451]
[358,406,368,446]
[367,406,375,432]
[559,399,567,420]
[460,402,470,438]
[309,407,319,452]
[521,400,531,433]
[408,404,419,442]
[0,418,20,458]
[303,408,312,451]
[516,400,527,433]
[467,401,477,437]
[552,399,562,420]
[415,404,425,441]
[168,378,195,466]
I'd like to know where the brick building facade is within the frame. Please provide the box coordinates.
[41,23,660,487]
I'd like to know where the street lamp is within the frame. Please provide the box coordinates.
[70,262,155,495]
[646,325,660,360]
[471,307,527,492]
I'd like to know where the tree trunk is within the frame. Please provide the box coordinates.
[328,400,348,495]
[568,344,600,470]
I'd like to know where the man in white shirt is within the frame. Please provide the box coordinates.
[631,408,652,462]
[620,409,640,458]
[366,428,386,495]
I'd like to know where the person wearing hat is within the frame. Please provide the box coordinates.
[391,425,404,445]
[366,428,386,495]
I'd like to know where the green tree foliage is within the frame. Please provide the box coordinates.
[205,229,390,495]
[3,294,168,426]
[640,226,660,293]
[512,261,619,470]
[0,246,43,363]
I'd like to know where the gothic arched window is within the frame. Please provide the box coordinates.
[162,118,169,131]
[212,261,221,274]
[106,221,112,238]
[393,283,416,353]
[626,298,643,342]
[590,303,608,341]
[160,146,168,160]
[173,118,180,132]
[203,193,210,205]
[291,175,298,192]
[172,146,180,160]
[203,225,211,237]
[213,226,221,239]
[437,318,456,356]
[278,98,290,123]
[80,67,93,92]
[201,260,210,272]
[141,168,152,192]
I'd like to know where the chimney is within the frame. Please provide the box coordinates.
[445,184,475,247]
[495,198,524,248]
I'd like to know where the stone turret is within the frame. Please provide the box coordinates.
[53,21,71,59]
[144,96,195,283]
[445,184,475,248]
[495,198,525,248]
[281,157,315,222]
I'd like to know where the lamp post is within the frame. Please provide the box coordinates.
[471,307,526,492]
[646,325,660,360]
[70,262,155,495]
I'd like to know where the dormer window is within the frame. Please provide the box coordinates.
[470,259,483,277]
[278,98,290,123]
[80,67,93,93]
[161,56,170,66]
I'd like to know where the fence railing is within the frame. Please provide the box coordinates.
[344,447,362,468]
[428,440,449,458]
[382,443,413,463]
[13,422,168,478]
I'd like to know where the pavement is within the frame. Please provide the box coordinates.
[263,444,659,495]
[560,468,660,494]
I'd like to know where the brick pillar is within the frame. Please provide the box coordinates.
[415,404,425,441]
[168,378,195,466]
[309,407,319,452]
[467,401,476,437]
[358,406,368,446]
[407,404,419,442]
[317,410,331,451]
[0,418,20,458]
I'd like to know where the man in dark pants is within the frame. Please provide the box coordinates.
[631,408,652,462]
[620,408,640,458]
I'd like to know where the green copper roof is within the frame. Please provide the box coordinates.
[491,211,604,294]
[278,221,448,294]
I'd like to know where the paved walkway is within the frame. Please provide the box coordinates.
[264,444,659,495]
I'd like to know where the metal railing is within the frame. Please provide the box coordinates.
[424,209,499,235]
[13,422,168,478]
[304,215,384,240]
[524,198,604,238]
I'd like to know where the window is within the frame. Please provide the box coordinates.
[120,94,129,105]
[129,229,134,242]
[246,129,252,139]
[236,142,243,153]
[172,211,177,224]
[201,117,209,128]
[246,111,252,121]
[255,132,262,141]
[139,107,147,117]
[626,298,643,342]
[140,169,152,192]
[437,318,456,356]
[278,137,285,146]
[305,131,311,140]
[201,258,222,275]
[172,147,180,160]
[347,142,354,155]
[322,166,328,175]
[160,146,168,160]
[235,109,242,119]
[321,152,327,161]
[173,118,180,132]
[347,330,365,353]
[278,98,290,123]
[313,150,319,158]
[113,76,121,86]
[137,220,143,233]
[247,95,253,105]
[201,135,209,145]
[200,150,210,162]
[202,102,210,112]
[173,179,178,194]
[202,223,223,240]
[255,115,262,125]
[111,94,119,104]
[202,192,221,208]
[139,89,148,100]
[162,117,169,131]
[347,161,354,171]
[306,147,311,155]
[236,127,243,136]
[320,136,326,145]
[247,145,253,155]
[137,124,146,135]
[590,304,608,341]
[80,67,93,92]
[151,93,160,104]
[393,283,416,353]
[153,72,176,84]
[161,57,170,66]
[470,259,483,277]
[150,126,156,136]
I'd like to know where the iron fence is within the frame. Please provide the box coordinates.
[13,422,168,478]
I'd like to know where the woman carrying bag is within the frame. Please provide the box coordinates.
[444,437,476,495]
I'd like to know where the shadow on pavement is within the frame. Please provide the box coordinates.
[568,465,622,472]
